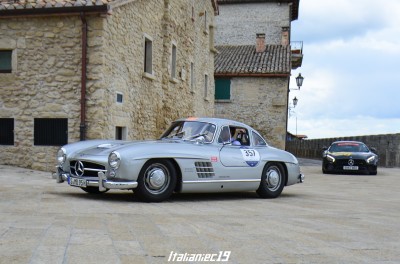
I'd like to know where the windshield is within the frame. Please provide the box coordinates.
[160,121,216,143]
[329,142,369,153]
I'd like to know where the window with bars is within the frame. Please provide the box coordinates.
[34,118,68,146]
[0,118,14,145]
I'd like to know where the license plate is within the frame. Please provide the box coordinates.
[69,177,87,187]
[343,166,359,170]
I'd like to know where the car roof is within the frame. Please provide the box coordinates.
[331,141,365,145]
[175,117,251,129]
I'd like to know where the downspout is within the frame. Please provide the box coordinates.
[80,12,87,141]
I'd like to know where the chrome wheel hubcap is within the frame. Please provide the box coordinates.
[266,167,281,191]
[144,164,170,194]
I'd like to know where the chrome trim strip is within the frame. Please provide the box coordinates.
[183,179,260,184]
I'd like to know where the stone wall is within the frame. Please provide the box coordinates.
[286,134,400,168]
[215,2,291,45]
[0,16,84,171]
[215,77,288,149]
[0,0,216,171]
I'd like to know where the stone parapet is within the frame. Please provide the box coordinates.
[286,134,400,168]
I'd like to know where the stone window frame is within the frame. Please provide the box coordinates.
[203,10,208,35]
[190,61,195,94]
[215,78,232,102]
[169,41,178,83]
[204,73,209,101]
[115,126,127,140]
[116,92,123,104]
[142,34,155,80]
[0,38,18,74]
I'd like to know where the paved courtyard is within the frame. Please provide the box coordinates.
[0,160,399,264]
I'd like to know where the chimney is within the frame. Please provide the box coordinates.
[256,33,266,53]
[281,27,289,46]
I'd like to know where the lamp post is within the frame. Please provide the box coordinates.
[292,97,298,136]
[290,73,304,91]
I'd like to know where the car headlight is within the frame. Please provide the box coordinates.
[367,156,376,164]
[108,152,121,169]
[57,147,66,165]
[326,154,335,163]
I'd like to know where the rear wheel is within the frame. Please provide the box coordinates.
[257,163,286,198]
[135,159,177,202]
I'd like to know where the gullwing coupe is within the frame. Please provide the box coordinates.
[53,117,304,202]
[322,141,378,175]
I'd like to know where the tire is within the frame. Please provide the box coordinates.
[257,162,286,199]
[81,187,109,194]
[135,159,177,202]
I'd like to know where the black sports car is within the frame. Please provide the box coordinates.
[322,141,378,175]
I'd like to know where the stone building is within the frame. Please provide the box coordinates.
[0,0,219,171]
[214,0,303,149]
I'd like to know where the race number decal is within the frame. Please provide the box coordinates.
[240,148,260,167]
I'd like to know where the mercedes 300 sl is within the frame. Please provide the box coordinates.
[53,117,304,202]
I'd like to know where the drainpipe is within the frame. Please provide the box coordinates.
[80,12,87,141]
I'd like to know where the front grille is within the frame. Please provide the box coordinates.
[195,162,215,178]
[336,159,366,166]
[70,160,106,178]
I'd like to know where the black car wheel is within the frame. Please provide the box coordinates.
[136,159,177,202]
[257,162,286,198]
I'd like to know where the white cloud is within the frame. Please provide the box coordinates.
[287,0,400,138]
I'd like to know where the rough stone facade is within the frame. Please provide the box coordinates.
[0,0,217,171]
[214,1,295,149]
[215,77,288,149]
[215,2,291,45]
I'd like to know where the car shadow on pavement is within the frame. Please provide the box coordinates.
[50,190,306,203]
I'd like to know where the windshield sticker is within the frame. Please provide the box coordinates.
[338,143,360,146]
[329,152,352,156]
[240,148,260,167]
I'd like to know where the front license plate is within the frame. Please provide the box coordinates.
[69,177,87,187]
[343,166,359,170]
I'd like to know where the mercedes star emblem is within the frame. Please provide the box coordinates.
[75,161,85,177]
[348,159,355,166]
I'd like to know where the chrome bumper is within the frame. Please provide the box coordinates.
[52,170,138,191]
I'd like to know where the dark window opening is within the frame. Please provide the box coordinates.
[144,38,153,74]
[0,50,12,73]
[117,93,123,103]
[34,118,68,146]
[0,118,14,145]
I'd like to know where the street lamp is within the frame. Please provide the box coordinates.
[293,96,298,108]
[290,73,304,91]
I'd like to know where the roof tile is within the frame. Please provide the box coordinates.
[215,45,291,76]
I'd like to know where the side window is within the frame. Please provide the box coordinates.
[252,131,267,146]
[218,126,231,143]
[234,128,250,146]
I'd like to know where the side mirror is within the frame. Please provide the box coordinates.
[322,147,328,151]
[370,147,377,153]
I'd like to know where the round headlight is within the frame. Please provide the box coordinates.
[57,148,66,165]
[108,152,121,169]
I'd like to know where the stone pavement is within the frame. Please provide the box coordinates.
[1,160,400,264]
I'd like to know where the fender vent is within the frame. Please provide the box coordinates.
[195,162,215,178]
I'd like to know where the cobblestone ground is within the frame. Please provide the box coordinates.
[0,160,399,264]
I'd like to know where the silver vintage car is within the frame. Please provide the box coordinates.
[54,117,304,202]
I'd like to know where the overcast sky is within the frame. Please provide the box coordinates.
[288,0,400,139]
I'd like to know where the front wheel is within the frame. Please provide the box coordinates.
[257,163,286,199]
[135,159,177,202]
